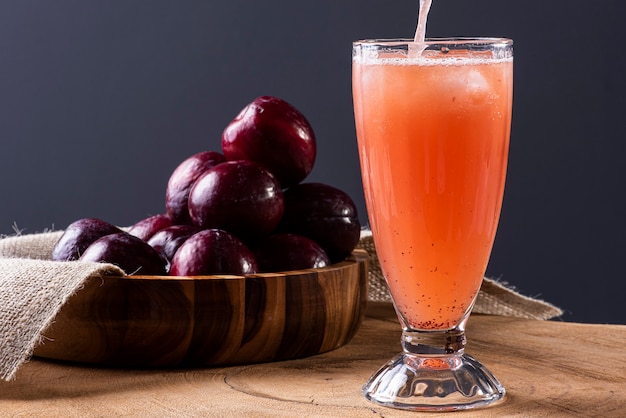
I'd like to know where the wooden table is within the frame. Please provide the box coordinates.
[0,302,624,417]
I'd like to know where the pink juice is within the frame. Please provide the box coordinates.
[353,48,513,330]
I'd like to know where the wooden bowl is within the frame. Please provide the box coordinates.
[34,250,368,367]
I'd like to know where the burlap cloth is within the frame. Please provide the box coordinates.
[0,229,562,381]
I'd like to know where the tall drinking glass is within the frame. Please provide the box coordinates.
[352,38,513,411]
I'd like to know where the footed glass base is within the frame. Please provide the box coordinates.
[363,352,505,411]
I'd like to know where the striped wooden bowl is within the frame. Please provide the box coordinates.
[34,249,368,367]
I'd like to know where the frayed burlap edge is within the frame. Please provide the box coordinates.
[0,232,124,381]
[356,230,563,320]
[0,230,64,260]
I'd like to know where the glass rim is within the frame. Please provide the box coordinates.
[353,37,513,47]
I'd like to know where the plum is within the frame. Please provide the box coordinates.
[169,229,258,276]
[221,96,316,188]
[79,232,167,276]
[188,160,284,241]
[165,151,226,224]
[51,218,123,261]
[127,213,173,241]
[253,233,330,272]
[277,182,361,263]
[147,224,202,270]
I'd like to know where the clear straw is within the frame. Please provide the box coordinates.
[413,0,432,44]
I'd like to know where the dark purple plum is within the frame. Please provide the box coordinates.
[221,96,316,188]
[127,213,173,241]
[169,229,258,276]
[188,160,284,241]
[277,182,361,263]
[165,151,226,224]
[79,232,167,275]
[253,233,330,273]
[51,218,123,261]
[147,224,202,270]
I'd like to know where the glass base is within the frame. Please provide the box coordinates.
[363,352,505,411]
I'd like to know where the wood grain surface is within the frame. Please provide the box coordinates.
[2,302,624,417]
[33,250,368,367]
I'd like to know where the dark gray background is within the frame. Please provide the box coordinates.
[1,1,624,324]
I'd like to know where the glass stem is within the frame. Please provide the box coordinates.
[399,313,470,373]
[401,327,466,356]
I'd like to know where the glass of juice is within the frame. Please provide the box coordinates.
[352,38,513,411]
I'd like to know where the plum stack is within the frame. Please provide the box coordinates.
[52,96,361,276]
